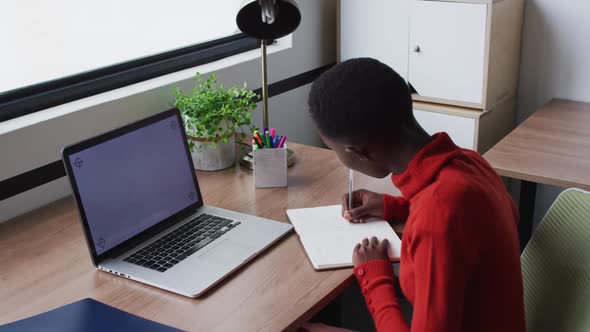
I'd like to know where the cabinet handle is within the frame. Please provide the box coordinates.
[413,45,421,53]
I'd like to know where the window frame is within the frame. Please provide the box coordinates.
[0,33,261,123]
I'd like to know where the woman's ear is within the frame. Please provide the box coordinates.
[344,145,370,161]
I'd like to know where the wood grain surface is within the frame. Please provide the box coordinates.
[484,99,590,190]
[0,142,401,332]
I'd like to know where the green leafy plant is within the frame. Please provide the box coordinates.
[174,73,258,152]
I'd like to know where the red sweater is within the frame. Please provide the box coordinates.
[353,133,525,332]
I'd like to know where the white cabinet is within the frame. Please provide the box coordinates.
[409,1,487,106]
[339,0,410,79]
[339,0,524,110]
[414,109,477,150]
[339,0,524,153]
[413,99,516,153]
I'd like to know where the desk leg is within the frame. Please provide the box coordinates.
[314,295,343,326]
[519,180,537,252]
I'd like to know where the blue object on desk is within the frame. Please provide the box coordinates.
[0,298,184,332]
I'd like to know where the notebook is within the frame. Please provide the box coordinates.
[0,298,183,332]
[286,205,402,270]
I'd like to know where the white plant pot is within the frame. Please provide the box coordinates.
[189,135,236,171]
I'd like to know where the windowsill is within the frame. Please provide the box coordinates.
[0,36,292,135]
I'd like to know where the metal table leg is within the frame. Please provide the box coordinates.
[519,180,537,252]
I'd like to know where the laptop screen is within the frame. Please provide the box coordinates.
[67,114,199,255]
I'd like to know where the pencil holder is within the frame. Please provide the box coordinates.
[253,147,288,188]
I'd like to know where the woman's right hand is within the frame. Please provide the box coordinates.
[342,189,384,223]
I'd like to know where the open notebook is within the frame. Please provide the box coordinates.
[287,205,402,270]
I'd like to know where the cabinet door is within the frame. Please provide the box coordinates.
[409,1,487,105]
[340,0,410,80]
[414,110,476,150]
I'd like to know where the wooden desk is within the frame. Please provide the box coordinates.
[0,143,400,331]
[484,99,590,249]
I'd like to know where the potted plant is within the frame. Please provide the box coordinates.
[174,73,258,171]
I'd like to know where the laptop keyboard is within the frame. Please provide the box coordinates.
[123,213,241,272]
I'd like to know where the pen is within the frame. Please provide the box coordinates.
[273,135,280,148]
[270,128,276,142]
[349,169,353,210]
[252,139,259,150]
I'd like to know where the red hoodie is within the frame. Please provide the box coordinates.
[353,133,525,332]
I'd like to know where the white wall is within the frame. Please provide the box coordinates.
[0,0,336,222]
[516,0,590,228]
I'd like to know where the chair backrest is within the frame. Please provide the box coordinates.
[522,188,590,332]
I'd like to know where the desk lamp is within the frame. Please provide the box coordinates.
[237,0,300,168]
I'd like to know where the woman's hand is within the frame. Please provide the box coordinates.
[352,236,390,267]
[342,189,384,223]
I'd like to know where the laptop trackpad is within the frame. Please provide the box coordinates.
[198,239,252,263]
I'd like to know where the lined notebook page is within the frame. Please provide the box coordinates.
[287,205,401,270]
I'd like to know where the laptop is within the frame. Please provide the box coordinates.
[62,108,293,298]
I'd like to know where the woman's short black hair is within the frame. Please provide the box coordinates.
[308,58,413,143]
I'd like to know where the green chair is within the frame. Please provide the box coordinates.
[521,188,590,332]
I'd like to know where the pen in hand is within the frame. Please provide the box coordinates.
[349,168,353,210]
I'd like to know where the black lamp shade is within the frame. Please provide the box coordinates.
[236,0,301,40]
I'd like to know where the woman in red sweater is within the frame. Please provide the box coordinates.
[304,58,525,332]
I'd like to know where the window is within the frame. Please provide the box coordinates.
[0,0,259,122]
